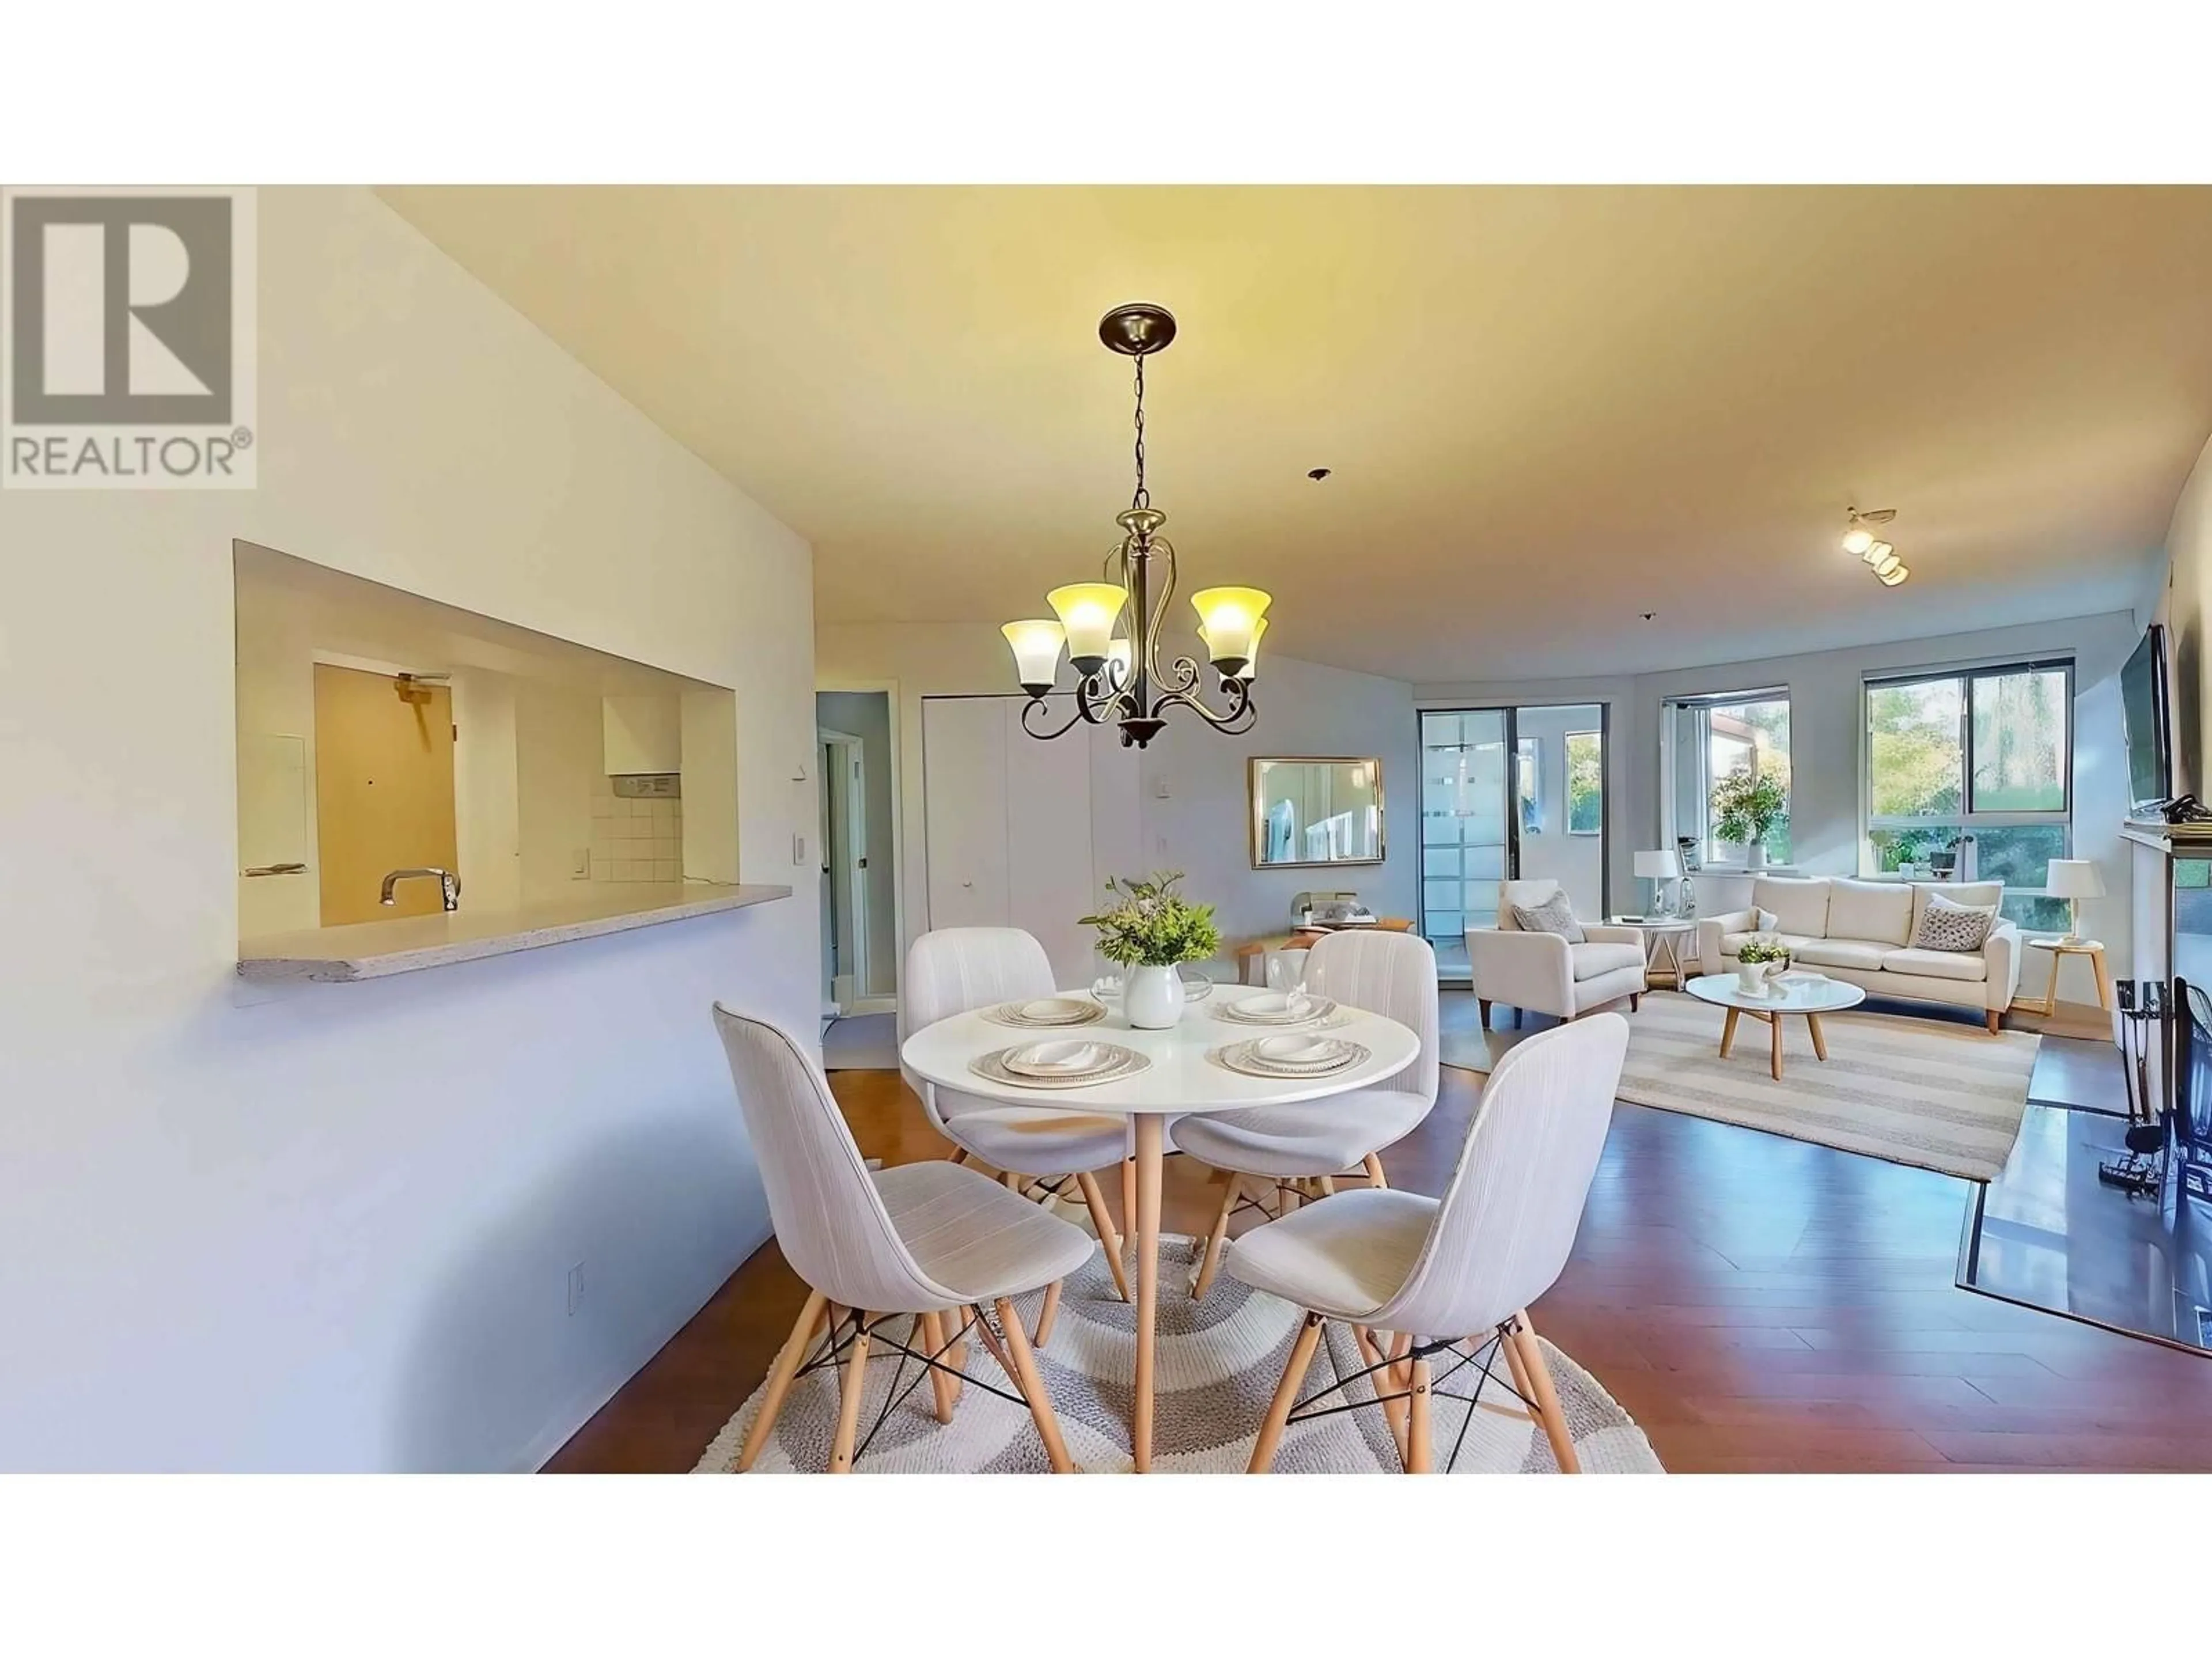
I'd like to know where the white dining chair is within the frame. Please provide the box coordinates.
[901,927,1136,1304]
[1175,930,1441,1301]
[1226,1012,1628,1474]
[713,1004,1092,1472]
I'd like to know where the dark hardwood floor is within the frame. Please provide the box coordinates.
[548,997,2212,1474]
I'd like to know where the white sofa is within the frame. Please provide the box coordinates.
[1696,876,2023,1033]
[1467,878,1648,1029]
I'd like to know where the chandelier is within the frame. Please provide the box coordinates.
[1000,304,1272,748]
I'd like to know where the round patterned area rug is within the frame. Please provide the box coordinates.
[696,1236,1662,1474]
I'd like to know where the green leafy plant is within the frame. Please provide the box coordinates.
[1080,871,1222,968]
[1711,765,1789,847]
[1737,935,1792,966]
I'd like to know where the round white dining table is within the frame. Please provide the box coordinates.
[900,987,1421,1472]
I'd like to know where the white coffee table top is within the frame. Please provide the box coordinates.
[1607,915,1698,931]
[1683,971,1866,1014]
[901,987,1421,1118]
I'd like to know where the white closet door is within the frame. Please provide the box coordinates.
[922,697,1010,930]
[1005,699,1100,987]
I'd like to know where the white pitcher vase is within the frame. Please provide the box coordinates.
[1124,964,1188,1029]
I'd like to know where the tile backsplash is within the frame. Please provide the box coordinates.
[589,775,684,882]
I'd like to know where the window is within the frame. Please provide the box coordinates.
[1863,660,2073,930]
[1516,736,1541,835]
[1566,729,1603,834]
[1662,690,1791,866]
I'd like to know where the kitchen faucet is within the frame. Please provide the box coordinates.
[380,868,461,912]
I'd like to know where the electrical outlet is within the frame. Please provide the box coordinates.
[567,1263,585,1317]
[571,847,590,880]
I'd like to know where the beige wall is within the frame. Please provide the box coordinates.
[0,187,817,1471]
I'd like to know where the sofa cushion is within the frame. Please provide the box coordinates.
[1827,877,1914,946]
[1569,941,1645,981]
[1910,892,1998,952]
[1793,937,1891,972]
[1510,891,1584,942]
[1752,877,1831,938]
[1881,945,1989,983]
[1908,881,2002,942]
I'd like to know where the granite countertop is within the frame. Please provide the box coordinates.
[237,882,793,983]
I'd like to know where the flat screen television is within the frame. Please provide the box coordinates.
[2120,623,2173,814]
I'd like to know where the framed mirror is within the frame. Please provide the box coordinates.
[1249,757,1386,869]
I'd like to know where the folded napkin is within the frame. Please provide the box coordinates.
[1254,1034,1344,1066]
[1009,1040,1105,1074]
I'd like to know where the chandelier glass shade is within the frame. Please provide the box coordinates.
[1001,304,1272,749]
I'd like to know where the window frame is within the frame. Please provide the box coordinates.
[1660,686,1792,868]
[1860,657,2074,906]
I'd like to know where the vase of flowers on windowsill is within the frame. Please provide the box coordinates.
[1081,872,1223,1029]
[1712,766,1788,872]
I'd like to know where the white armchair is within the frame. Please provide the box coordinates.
[1467,878,1647,1030]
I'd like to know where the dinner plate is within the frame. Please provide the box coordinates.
[1003,1039,1112,1077]
[982,997,1107,1029]
[1213,1036,1370,1080]
[1217,991,1339,1026]
[969,1043,1150,1090]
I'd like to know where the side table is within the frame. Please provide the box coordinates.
[1605,916,1699,989]
[2012,936,2113,1017]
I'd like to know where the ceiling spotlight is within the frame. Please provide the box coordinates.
[1843,507,1896,556]
[1878,563,1910,587]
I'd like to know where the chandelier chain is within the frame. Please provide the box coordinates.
[1131,354,1149,511]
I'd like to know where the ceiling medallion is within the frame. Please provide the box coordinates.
[1000,304,1272,748]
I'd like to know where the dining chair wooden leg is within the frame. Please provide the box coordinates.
[1404,1358,1434,1473]
[1498,1319,1534,1408]
[1033,1279,1063,1349]
[828,1311,873,1474]
[918,1310,959,1425]
[1316,1174,1336,1197]
[947,1147,969,1168]
[1510,1312,1580,1473]
[1351,1322,1408,1463]
[1362,1152,1388,1189]
[1192,1173,1243,1301]
[938,1306,969,1410]
[968,1302,1014,1382]
[1121,1155,1137,1236]
[1073,1170,1132,1302]
[1003,1169,1025,1192]
[1248,1310,1325,1473]
[993,1296,1073,1473]
[737,1289,827,1472]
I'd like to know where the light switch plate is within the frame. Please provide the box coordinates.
[793,832,807,865]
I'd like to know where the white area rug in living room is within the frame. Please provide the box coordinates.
[697,1236,1662,1475]
[1449,991,2037,1182]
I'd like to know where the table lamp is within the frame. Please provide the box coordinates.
[1635,849,1685,916]
[2044,859,2104,945]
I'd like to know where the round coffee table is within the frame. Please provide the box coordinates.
[1683,972,1866,1081]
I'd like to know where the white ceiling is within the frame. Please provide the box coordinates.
[377,186,2212,684]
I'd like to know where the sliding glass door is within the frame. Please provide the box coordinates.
[1420,703,1607,979]
[1421,710,1509,975]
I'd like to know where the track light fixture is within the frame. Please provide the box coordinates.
[1843,507,1907,588]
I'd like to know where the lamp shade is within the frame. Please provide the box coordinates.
[1001,619,1065,691]
[1635,849,1685,880]
[2046,858,2105,900]
[1241,616,1269,681]
[1191,586,1271,670]
[1047,583,1128,667]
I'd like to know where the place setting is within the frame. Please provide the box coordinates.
[968,1035,1152,1090]
[1211,1029,1371,1080]
[980,995,1108,1029]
